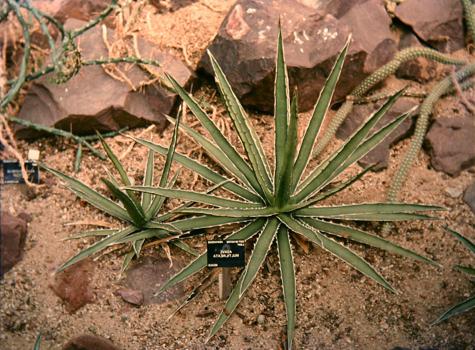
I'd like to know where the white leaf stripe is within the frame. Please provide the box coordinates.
[291,36,350,192]
[131,137,262,203]
[126,186,264,209]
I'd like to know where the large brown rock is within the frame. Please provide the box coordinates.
[199,0,396,112]
[50,259,95,313]
[396,32,443,83]
[0,211,28,276]
[16,19,192,138]
[63,334,121,350]
[395,0,464,52]
[425,115,475,176]
[336,97,416,171]
[32,0,111,23]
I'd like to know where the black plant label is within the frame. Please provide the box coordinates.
[207,240,245,268]
[2,160,40,184]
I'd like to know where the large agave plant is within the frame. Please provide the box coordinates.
[125,31,442,348]
[42,127,196,273]
[433,227,475,324]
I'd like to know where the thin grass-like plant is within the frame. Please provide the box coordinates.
[433,227,475,324]
[41,115,197,273]
[126,29,443,348]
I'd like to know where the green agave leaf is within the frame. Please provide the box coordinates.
[63,228,117,241]
[239,218,279,296]
[208,270,246,342]
[296,203,443,217]
[208,51,274,201]
[276,225,296,350]
[131,137,262,202]
[147,107,181,219]
[177,207,277,218]
[207,219,277,341]
[276,90,298,207]
[455,265,475,276]
[303,165,374,205]
[121,249,135,274]
[166,73,264,199]
[157,219,266,295]
[295,89,405,202]
[322,213,436,221]
[115,228,171,244]
[98,133,131,187]
[300,217,438,266]
[102,178,146,227]
[33,333,42,350]
[166,115,252,190]
[278,214,395,292]
[446,227,475,254]
[127,186,264,209]
[291,36,350,191]
[98,133,142,209]
[171,240,199,256]
[57,225,137,272]
[331,109,414,185]
[41,164,130,222]
[162,215,245,232]
[432,295,475,324]
[142,149,155,210]
[274,26,290,195]
[167,270,217,321]
[157,179,233,222]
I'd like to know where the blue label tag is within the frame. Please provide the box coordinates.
[3,160,40,184]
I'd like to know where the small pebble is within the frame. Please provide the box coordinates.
[257,314,265,325]
[445,187,462,198]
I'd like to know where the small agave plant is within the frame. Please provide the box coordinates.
[42,128,196,273]
[433,227,475,324]
[126,29,442,348]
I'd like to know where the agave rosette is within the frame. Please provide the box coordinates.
[125,30,442,348]
[42,122,197,273]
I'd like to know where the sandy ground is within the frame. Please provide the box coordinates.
[1,0,475,349]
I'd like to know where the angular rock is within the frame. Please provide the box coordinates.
[395,0,464,52]
[16,19,192,139]
[50,258,95,313]
[396,32,443,83]
[62,334,120,350]
[32,0,111,23]
[425,115,475,176]
[199,0,395,112]
[124,257,184,305]
[0,211,28,276]
[115,288,144,306]
[336,97,417,170]
[463,182,475,214]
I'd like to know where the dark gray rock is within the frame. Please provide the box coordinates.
[425,115,475,176]
[0,211,28,276]
[16,19,192,139]
[199,0,396,112]
[336,97,417,170]
[396,32,444,83]
[395,0,464,52]
[463,181,475,214]
[62,334,121,350]
[124,257,184,305]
